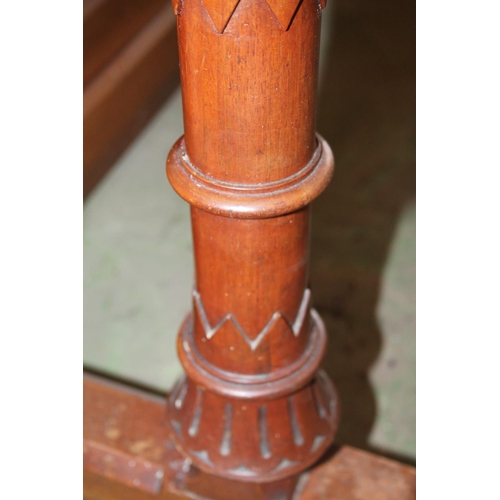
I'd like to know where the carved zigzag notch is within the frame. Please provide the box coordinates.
[265,0,303,31]
[201,0,242,34]
[193,289,311,351]
[171,0,182,15]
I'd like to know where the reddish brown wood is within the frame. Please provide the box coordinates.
[177,0,321,184]
[165,0,339,488]
[298,447,416,500]
[84,373,300,499]
[83,0,167,87]
[82,0,417,496]
[83,374,416,500]
[83,4,179,198]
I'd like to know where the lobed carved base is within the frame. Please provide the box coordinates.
[84,373,416,500]
[167,311,340,483]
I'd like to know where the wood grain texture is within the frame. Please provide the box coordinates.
[164,0,339,485]
[83,0,414,495]
[83,5,179,198]
[83,374,416,499]
[83,0,166,87]
[176,0,321,184]
[298,446,416,500]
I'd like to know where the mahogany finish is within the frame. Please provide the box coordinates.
[84,373,416,500]
[83,0,416,496]
[83,1,179,198]
[165,0,339,487]
[83,0,166,87]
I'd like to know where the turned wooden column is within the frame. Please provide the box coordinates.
[166,0,338,485]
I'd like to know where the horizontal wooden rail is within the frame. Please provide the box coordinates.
[84,373,415,499]
[83,3,179,198]
[83,0,167,87]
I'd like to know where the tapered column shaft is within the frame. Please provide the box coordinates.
[192,207,311,374]
[179,0,320,183]
[166,0,338,486]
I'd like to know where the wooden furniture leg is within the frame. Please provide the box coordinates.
[83,0,417,498]
[84,373,416,499]
[165,0,337,493]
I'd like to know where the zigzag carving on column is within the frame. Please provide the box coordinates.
[193,288,311,351]
[264,0,303,31]
[173,0,327,35]
[171,0,182,15]
[201,0,241,33]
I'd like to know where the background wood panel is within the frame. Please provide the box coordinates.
[84,0,167,87]
[83,1,180,198]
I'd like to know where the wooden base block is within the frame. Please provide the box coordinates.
[84,373,415,500]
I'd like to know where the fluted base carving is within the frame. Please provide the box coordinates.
[167,311,339,482]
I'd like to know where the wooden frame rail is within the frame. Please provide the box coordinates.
[84,373,416,499]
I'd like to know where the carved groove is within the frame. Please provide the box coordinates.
[192,0,311,33]
[171,0,182,15]
[170,377,339,481]
[330,398,336,417]
[274,458,300,472]
[312,382,327,419]
[310,435,326,453]
[219,403,233,456]
[175,382,188,409]
[228,458,302,476]
[317,369,336,417]
[188,386,203,437]
[201,0,241,33]
[258,406,272,459]
[193,288,311,351]
[265,0,303,31]
[191,449,213,466]
[288,395,304,446]
[167,134,334,219]
[228,464,257,477]
[171,420,181,436]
